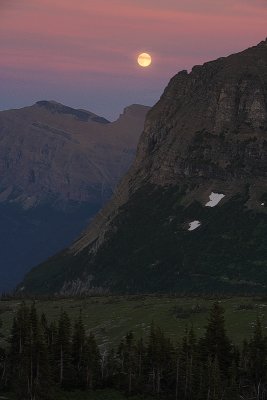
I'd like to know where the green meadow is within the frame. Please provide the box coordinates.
[0,295,266,348]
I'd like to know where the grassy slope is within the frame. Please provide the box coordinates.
[1,296,267,349]
[22,185,267,295]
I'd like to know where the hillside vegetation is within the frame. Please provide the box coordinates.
[0,295,267,347]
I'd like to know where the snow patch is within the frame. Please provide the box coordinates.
[261,203,265,206]
[205,192,225,207]
[188,220,201,231]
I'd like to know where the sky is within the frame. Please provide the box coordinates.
[1,0,267,120]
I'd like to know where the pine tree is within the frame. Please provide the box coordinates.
[199,302,232,377]
[28,303,53,399]
[146,322,158,393]
[8,302,31,398]
[225,361,239,400]
[8,302,52,399]
[124,331,137,394]
[209,356,223,400]
[136,337,146,390]
[116,331,137,392]
[83,332,101,389]
[0,347,7,390]
[105,348,117,385]
[40,312,49,346]
[145,323,174,396]
[247,317,267,398]
[55,310,72,388]
[71,311,86,388]
[178,326,198,400]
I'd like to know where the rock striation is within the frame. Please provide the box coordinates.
[0,101,149,208]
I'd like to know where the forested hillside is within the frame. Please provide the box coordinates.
[0,301,267,399]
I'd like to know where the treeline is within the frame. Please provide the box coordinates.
[0,302,266,399]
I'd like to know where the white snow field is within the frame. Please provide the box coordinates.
[188,221,201,231]
[205,192,225,207]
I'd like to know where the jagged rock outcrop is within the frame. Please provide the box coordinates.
[0,101,149,291]
[20,40,267,295]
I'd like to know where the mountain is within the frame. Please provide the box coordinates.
[20,40,267,296]
[0,101,149,291]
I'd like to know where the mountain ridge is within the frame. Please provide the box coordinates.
[0,100,150,208]
[20,40,267,295]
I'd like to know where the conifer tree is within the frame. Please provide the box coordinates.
[8,302,52,399]
[116,332,137,392]
[247,317,267,397]
[0,347,7,390]
[83,332,101,389]
[28,303,53,399]
[124,331,137,394]
[209,356,223,400]
[105,348,117,385]
[40,312,49,345]
[71,311,86,388]
[136,337,146,388]
[177,326,198,400]
[55,310,72,387]
[199,302,232,377]
[8,302,31,398]
[146,323,174,395]
[225,361,239,400]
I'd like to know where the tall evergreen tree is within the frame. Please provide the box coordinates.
[28,303,53,399]
[199,302,232,377]
[0,347,7,390]
[83,332,101,389]
[146,323,174,395]
[123,331,137,394]
[136,337,146,389]
[71,312,86,388]
[247,317,267,398]
[8,302,52,399]
[8,302,31,398]
[105,347,117,385]
[55,310,72,388]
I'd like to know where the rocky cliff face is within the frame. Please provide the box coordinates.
[0,101,149,208]
[20,40,267,295]
[0,101,149,291]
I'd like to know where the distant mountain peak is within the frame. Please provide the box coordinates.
[119,104,151,120]
[35,100,110,124]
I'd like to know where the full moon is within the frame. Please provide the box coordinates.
[137,53,152,67]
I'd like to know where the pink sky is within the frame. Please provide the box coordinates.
[1,0,267,119]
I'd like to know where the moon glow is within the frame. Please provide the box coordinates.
[137,53,152,67]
